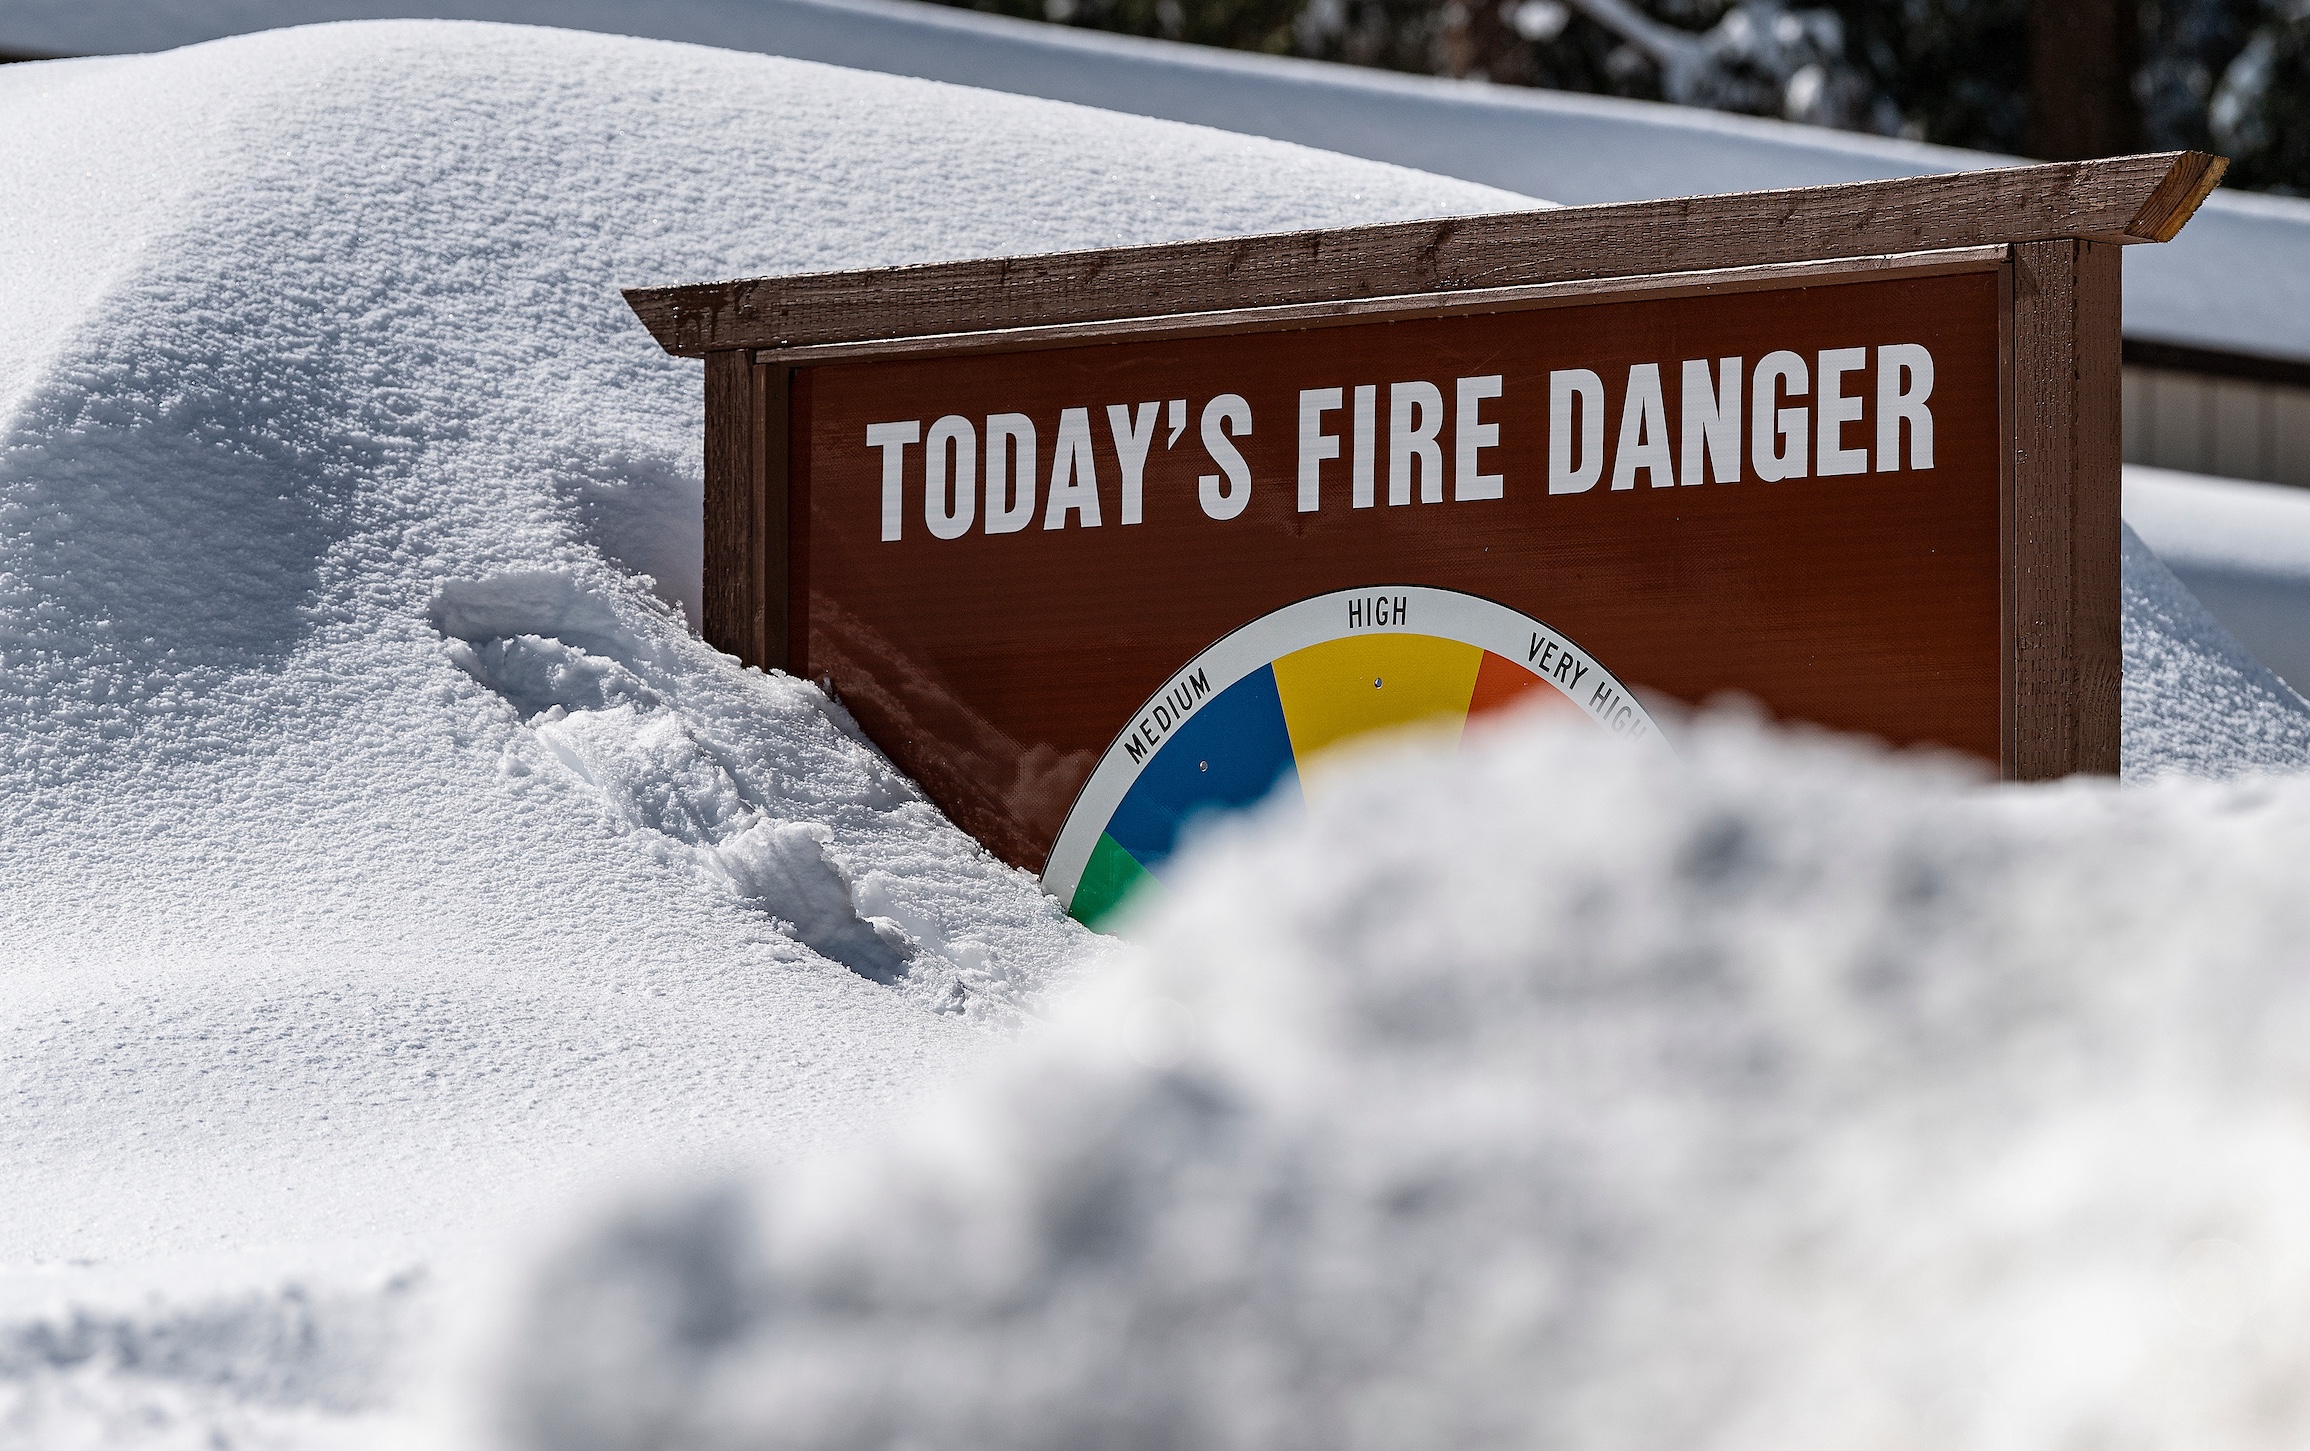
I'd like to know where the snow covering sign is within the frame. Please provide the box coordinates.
[629,156,2216,926]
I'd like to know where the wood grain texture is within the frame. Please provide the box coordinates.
[2128,152,2228,243]
[703,348,761,667]
[2009,241,2074,778]
[2008,238,2122,779]
[626,153,2216,358]
[1997,268,2017,777]
[2071,240,2124,773]
[757,360,792,674]
[749,249,2007,366]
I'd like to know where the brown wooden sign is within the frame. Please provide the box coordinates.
[628,152,2220,927]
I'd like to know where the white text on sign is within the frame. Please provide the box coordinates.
[861,345,1935,540]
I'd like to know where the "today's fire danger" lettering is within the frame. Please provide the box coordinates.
[862,344,1935,541]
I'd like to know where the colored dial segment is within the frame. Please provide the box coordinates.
[1069,637,1567,928]
[1046,587,1661,932]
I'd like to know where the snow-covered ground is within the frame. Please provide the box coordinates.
[7,18,2310,1450]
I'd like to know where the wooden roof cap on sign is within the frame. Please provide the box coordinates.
[625,150,2225,358]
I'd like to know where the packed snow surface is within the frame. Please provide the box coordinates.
[2121,521,2310,778]
[5,17,2310,1449]
[2126,466,2310,697]
[0,19,1525,1443]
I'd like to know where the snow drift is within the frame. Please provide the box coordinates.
[2122,522,2310,777]
[496,705,2310,1451]
[0,18,1525,1443]
[2127,466,2310,698]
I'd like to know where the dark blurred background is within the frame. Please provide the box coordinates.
[930,0,2310,191]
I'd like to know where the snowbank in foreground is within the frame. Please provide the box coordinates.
[495,705,2310,1451]
[0,19,1525,1443]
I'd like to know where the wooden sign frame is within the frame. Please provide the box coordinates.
[627,152,2220,866]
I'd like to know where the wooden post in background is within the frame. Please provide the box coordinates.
[2029,0,2139,162]
[756,358,791,674]
[702,349,789,671]
[2009,238,2123,777]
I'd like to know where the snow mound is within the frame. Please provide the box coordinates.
[494,706,2310,1451]
[2122,522,2310,778]
[0,18,1525,1442]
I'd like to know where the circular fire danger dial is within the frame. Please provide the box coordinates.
[1043,586,1666,929]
